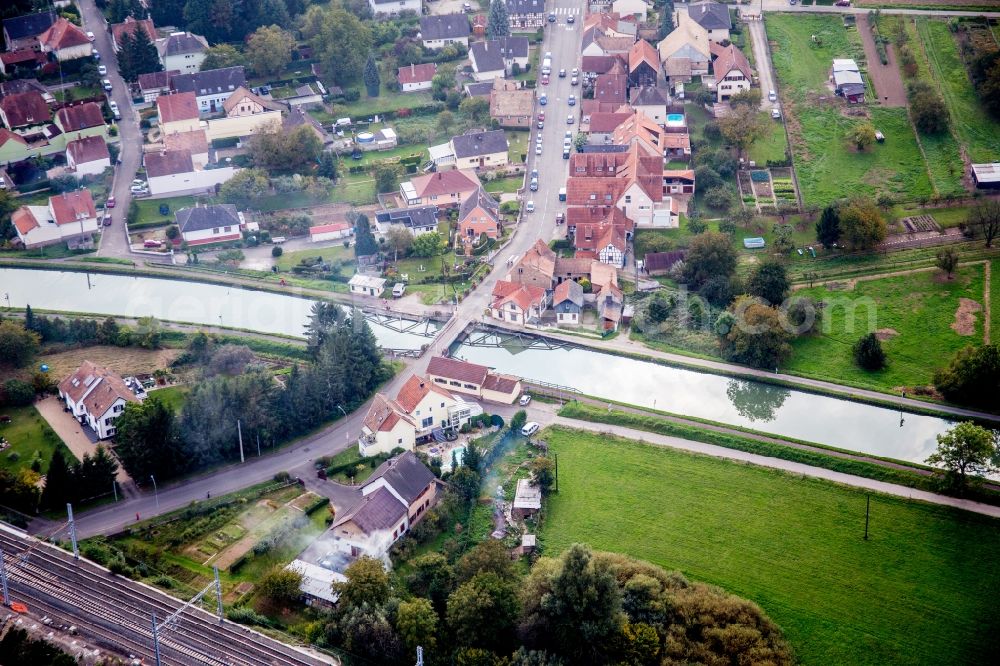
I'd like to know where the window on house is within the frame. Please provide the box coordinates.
[213,227,219,234]
[398,437,403,444]
[421,417,433,428]
[625,195,631,203]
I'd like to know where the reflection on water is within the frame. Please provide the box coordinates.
[451,332,966,464]
[0,268,436,350]
[726,379,790,423]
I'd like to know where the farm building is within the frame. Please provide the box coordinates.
[512,478,542,520]
[831,59,864,104]
[348,274,386,297]
[309,222,353,243]
[971,163,1000,190]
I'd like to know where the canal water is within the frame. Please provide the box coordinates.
[0,268,437,350]
[451,333,964,465]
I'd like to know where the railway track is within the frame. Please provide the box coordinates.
[0,525,332,666]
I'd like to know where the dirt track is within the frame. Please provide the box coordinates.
[858,15,908,108]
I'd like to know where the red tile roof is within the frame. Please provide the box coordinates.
[82,371,138,417]
[39,17,89,51]
[111,17,156,48]
[587,111,631,133]
[427,356,490,386]
[566,177,626,206]
[145,149,194,177]
[664,169,695,182]
[0,128,28,147]
[0,49,42,67]
[410,169,480,198]
[662,133,691,150]
[395,374,453,413]
[593,72,627,104]
[66,135,110,164]
[629,39,659,73]
[482,373,519,394]
[138,70,177,92]
[712,42,753,81]
[309,222,351,234]
[56,102,104,132]
[492,281,546,312]
[363,393,415,433]
[12,207,39,235]
[581,55,625,75]
[49,190,96,225]
[0,91,50,127]
[163,129,208,155]
[397,62,437,85]
[156,92,199,123]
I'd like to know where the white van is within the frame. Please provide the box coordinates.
[521,422,540,437]
[392,283,406,298]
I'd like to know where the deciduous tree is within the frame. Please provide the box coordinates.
[246,25,295,78]
[0,320,40,368]
[411,231,443,258]
[838,198,886,250]
[908,81,949,134]
[718,104,767,161]
[848,121,877,151]
[933,344,1000,408]
[719,296,792,369]
[935,246,959,279]
[853,332,886,370]
[257,567,303,606]
[200,44,246,71]
[373,163,401,195]
[746,257,789,306]
[965,199,1000,248]
[682,231,737,288]
[926,421,998,492]
[301,4,373,86]
[447,572,520,652]
[249,126,322,173]
[334,557,391,608]
[220,168,269,207]
[385,226,413,261]
[114,395,184,479]
[395,597,438,654]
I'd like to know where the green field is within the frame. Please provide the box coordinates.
[147,385,188,412]
[131,196,197,228]
[793,106,933,205]
[916,19,1000,164]
[540,427,1000,666]
[748,114,789,165]
[273,244,354,272]
[0,405,72,476]
[787,263,987,391]
[767,14,865,102]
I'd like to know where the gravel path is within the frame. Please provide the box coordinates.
[858,15,908,107]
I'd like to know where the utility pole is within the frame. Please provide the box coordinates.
[150,475,158,508]
[66,503,79,560]
[0,548,9,606]
[256,432,261,458]
[237,419,245,463]
[214,566,223,623]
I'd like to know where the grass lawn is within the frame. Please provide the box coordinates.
[331,90,436,119]
[748,114,789,165]
[892,202,972,228]
[916,19,1000,164]
[131,196,197,227]
[506,130,530,165]
[483,174,524,195]
[254,174,376,210]
[787,263,987,390]
[992,258,1000,341]
[273,244,354,271]
[767,14,865,102]
[793,106,933,205]
[0,404,72,476]
[540,426,1000,666]
[147,385,187,412]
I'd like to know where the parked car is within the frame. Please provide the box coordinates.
[463,2,472,11]
[92,50,100,60]
[519,394,532,406]
[143,239,162,248]
[537,112,545,122]
[102,79,112,91]
[768,89,777,102]
[531,168,539,179]
[539,95,547,106]
[535,144,542,155]
[392,283,406,298]
[86,31,96,41]
[525,201,535,213]
[130,184,148,194]
[537,120,544,129]
[97,64,107,75]
[568,94,576,106]
[566,114,574,124]
[835,0,850,5]
[572,67,579,76]
[132,179,146,187]
[771,107,782,119]
[108,101,120,119]
[559,68,566,78]
[530,178,538,191]
[556,212,565,224]
[521,422,540,437]
[541,74,549,85]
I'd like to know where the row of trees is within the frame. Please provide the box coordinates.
[40,447,119,510]
[23,306,161,349]
[114,304,389,480]
[318,541,792,665]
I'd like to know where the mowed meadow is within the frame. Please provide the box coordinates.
[540,427,1000,665]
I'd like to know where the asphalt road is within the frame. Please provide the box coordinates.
[77,0,143,260]
[746,18,778,111]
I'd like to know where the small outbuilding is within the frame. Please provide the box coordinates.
[349,274,387,297]
[309,222,353,243]
[512,478,542,520]
[971,163,1000,190]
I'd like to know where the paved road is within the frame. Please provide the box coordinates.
[77,0,141,260]
[745,17,778,111]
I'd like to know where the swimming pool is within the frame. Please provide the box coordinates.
[666,113,684,125]
[440,446,466,473]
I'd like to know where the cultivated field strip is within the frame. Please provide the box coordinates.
[0,526,328,666]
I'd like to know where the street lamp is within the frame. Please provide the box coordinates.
[150,474,158,508]
[337,405,349,444]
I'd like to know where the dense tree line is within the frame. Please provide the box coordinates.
[115,305,388,481]
[0,628,75,666]
[22,306,161,349]
[317,542,791,665]
[41,447,118,509]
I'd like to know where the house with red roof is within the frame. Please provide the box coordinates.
[38,17,92,62]
[0,90,50,130]
[58,361,142,439]
[0,129,30,164]
[711,42,753,103]
[426,356,522,404]
[397,63,437,92]
[490,280,549,325]
[110,16,156,51]
[12,190,99,249]
[55,102,106,141]
[65,135,111,178]
[457,187,501,250]
[359,374,481,456]
[399,169,481,207]
[628,39,660,88]
[0,49,45,76]
[156,92,200,134]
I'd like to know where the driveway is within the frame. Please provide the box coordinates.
[77,0,145,261]
[34,397,132,485]
[857,14,907,107]
[746,17,778,111]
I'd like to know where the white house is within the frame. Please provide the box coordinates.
[688,1,732,44]
[490,281,549,325]
[420,14,470,50]
[349,274,387,298]
[426,356,522,404]
[469,38,530,82]
[170,66,247,115]
[358,375,480,456]
[38,18,92,62]
[712,43,753,103]
[157,31,208,75]
[58,361,141,440]
[450,129,509,171]
[65,135,110,179]
[397,63,437,93]
[175,203,245,246]
[145,149,236,197]
[369,0,421,16]
[11,190,99,249]
[374,206,439,236]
